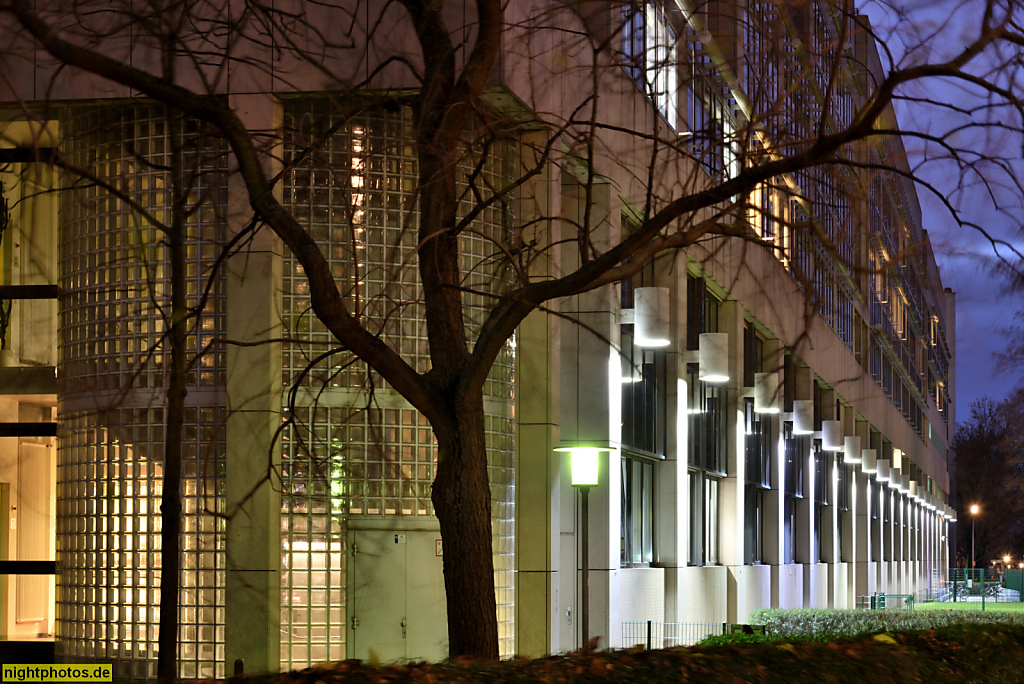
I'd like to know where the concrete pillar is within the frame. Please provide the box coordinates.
[792,364,812,567]
[718,299,744,569]
[661,255,689,624]
[557,177,620,650]
[224,93,283,675]
[514,130,563,657]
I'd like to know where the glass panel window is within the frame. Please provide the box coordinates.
[688,470,719,566]
[689,366,726,474]
[622,3,678,128]
[783,425,806,498]
[621,327,668,457]
[621,454,656,566]
[744,485,764,564]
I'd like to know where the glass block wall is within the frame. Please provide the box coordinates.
[279,99,517,667]
[57,104,228,680]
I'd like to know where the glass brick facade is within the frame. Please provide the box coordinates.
[54,98,516,678]
[278,100,517,667]
[57,104,228,680]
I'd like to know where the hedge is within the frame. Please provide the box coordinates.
[749,607,1024,640]
[221,624,1024,683]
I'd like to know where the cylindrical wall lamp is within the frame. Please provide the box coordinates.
[822,420,843,451]
[877,458,890,482]
[844,436,862,464]
[635,287,670,347]
[698,332,729,383]
[909,480,918,500]
[887,465,900,489]
[754,372,780,413]
[793,399,814,434]
[861,449,877,474]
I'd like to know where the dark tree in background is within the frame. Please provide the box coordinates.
[955,393,1024,567]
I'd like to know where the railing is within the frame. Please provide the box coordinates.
[916,569,1024,606]
[622,621,729,649]
[856,593,915,610]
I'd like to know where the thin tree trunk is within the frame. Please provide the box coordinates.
[431,395,499,658]
[158,103,188,684]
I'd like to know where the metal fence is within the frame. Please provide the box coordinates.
[918,568,1024,605]
[856,593,915,610]
[622,621,729,649]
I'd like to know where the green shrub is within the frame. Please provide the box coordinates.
[749,607,1024,640]
[696,632,776,647]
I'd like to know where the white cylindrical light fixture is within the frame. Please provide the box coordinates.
[909,480,918,500]
[876,457,890,482]
[635,287,670,347]
[754,372,780,413]
[822,420,843,451]
[844,436,862,464]
[861,448,877,473]
[886,464,900,489]
[793,399,814,434]
[698,332,729,383]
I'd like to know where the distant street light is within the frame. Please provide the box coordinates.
[970,504,980,568]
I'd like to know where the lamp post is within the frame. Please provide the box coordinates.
[565,447,600,648]
[970,504,980,569]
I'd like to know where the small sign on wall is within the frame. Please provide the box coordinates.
[394,534,406,544]
[435,539,443,557]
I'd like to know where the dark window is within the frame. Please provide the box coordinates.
[743,322,765,387]
[744,485,765,564]
[621,454,656,566]
[744,398,771,565]
[745,399,772,488]
[689,470,720,566]
[621,327,668,456]
[783,493,795,564]
[686,274,720,349]
[689,365,726,474]
[783,424,805,498]
[813,445,829,506]
[621,258,667,457]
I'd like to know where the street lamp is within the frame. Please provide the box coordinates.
[970,504,980,569]
[556,445,606,648]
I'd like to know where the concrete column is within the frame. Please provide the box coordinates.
[661,255,689,624]
[514,130,563,657]
[718,299,744,569]
[557,178,620,650]
[224,93,283,675]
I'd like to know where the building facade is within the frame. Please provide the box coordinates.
[0,0,954,679]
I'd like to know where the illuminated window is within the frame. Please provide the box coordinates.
[623,3,679,128]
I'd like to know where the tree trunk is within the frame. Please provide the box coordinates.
[431,394,499,659]
[158,104,187,684]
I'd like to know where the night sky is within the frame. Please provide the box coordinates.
[861,0,1024,423]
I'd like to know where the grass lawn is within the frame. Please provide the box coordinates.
[917,600,1024,612]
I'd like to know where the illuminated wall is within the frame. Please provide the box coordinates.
[57,104,228,680]
[55,99,517,677]
[277,101,516,667]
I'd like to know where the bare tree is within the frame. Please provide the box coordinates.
[2,0,1023,663]
[954,394,1024,566]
